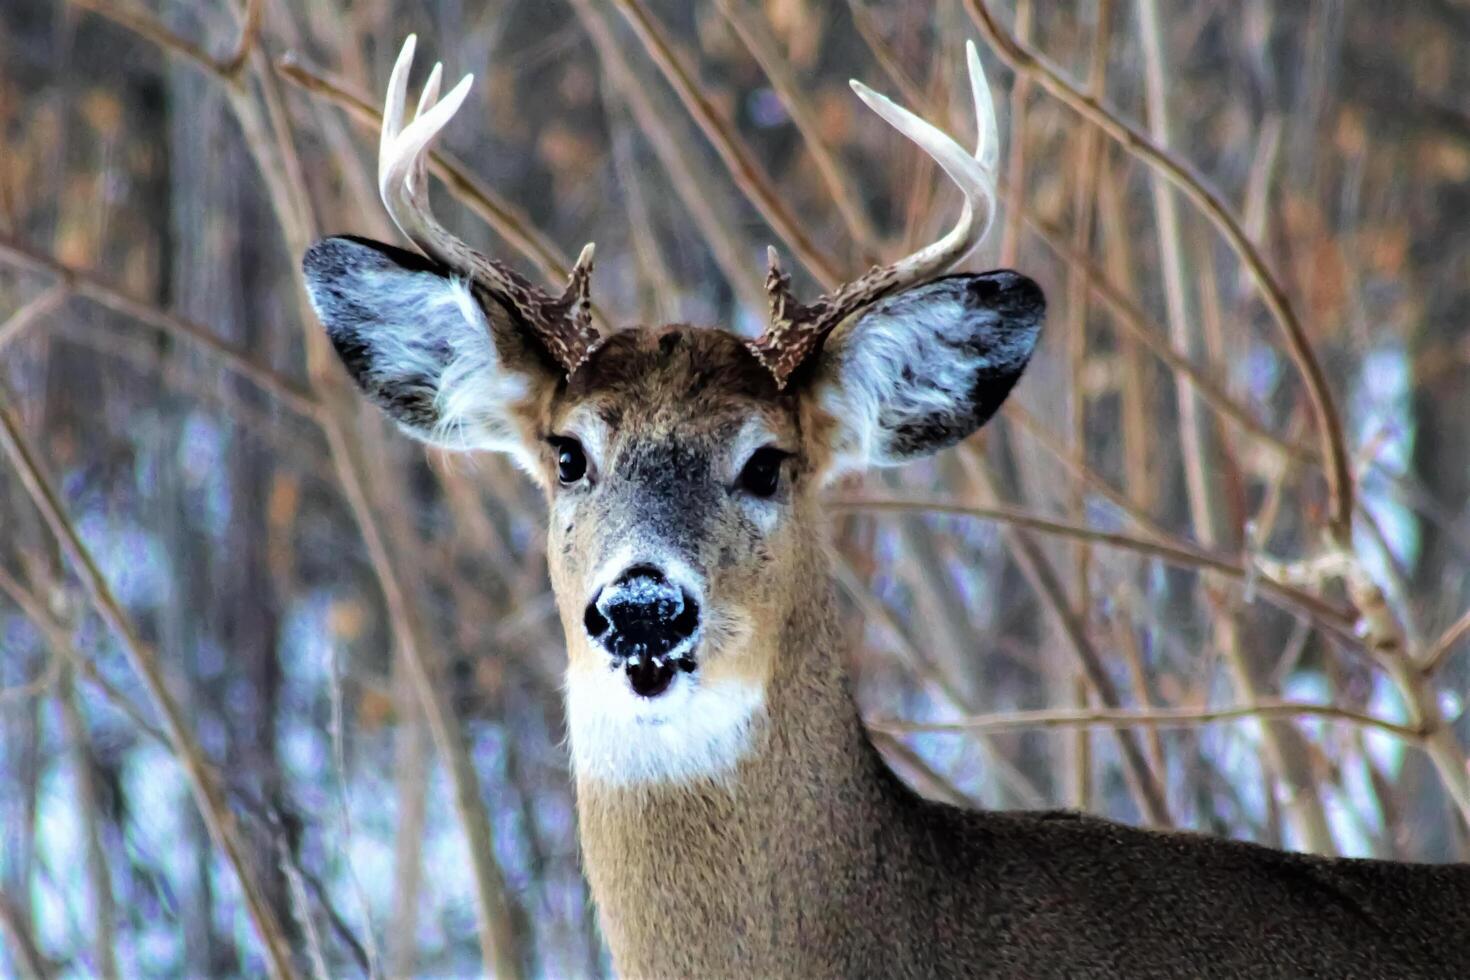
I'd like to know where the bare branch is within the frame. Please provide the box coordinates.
[869,700,1425,741]
[717,0,882,255]
[0,385,298,979]
[965,0,1355,544]
[219,0,265,78]
[0,234,320,419]
[831,495,1358,633]
[0,283,68,353]
[568,0,768,314]
[611,0,844,288]
[1422,606,1470,675]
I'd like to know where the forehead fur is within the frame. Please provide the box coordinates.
[557,326,792,433]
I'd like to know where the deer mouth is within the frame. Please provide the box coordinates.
[623,651,697,699]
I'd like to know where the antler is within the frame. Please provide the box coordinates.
[378,36,600,375]
[748,41,999,388]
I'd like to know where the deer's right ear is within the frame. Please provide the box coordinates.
[303,235,551,458]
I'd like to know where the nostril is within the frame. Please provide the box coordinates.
[584,602,610,638]
[617,563,665,586]
[671,592,699,639]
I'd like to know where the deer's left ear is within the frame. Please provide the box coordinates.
[811,271,1044,478]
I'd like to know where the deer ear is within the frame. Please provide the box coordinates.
[303,235,550,459]
[811,271,1044,477]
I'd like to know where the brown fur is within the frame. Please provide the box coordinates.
[517,327,1470,979]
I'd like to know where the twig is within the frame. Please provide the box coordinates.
[1422,606,1470,675]
[55,671,120,980]
[67,0,229,80]
[869,732,977,809]
[611,0,843,288]
[219,0,264,78]
[231,40,525,978]
[997,0,1033,267]
[608,106,680,324]
[965,0,1354,544]
[0,565,172,747]
[0,386,298,979]
[831,495,1357,631]
[869,699,1424,741]
[1008,179,1314,470]
[954,459,1173,826]
[1062,0,1116,806]
[0,892,51,980]
[0,655,60,705]
[844,0,931,114]
[1005,403,1173,541]
[717,0,881,256]
[1136,0,1336,855]
[569,0,767,315]
[0,283,69,353]
[0,234,320,419]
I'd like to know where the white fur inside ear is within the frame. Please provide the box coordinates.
[565,669,766,787]
[817,290,978,478]
[315,263,536,465]
[813,276,1040,479]
[429,278,534,465]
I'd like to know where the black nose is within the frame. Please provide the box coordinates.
[584,565,700,664]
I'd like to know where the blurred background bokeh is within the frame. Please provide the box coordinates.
[2,0,1469,976]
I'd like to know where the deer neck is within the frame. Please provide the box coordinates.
[570,559,908,975]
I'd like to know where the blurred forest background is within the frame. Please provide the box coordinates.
[3,0,1470,976]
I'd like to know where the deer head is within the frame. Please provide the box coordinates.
[302,36,1043,788]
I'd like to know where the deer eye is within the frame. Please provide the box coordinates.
[737,447,787,499]
[552,437,588,485]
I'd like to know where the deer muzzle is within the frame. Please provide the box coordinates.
[584,564,701,698]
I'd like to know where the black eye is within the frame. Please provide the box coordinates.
[553,437,587,485]
[738,447,786,498]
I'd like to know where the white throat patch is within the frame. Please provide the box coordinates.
[565,669,766,787]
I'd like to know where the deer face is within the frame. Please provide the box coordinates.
[304,236,1042,785]
[303,36,1041,786]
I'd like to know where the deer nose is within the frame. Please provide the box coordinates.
[584,564,701,664]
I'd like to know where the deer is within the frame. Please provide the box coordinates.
[302,34,1470,980]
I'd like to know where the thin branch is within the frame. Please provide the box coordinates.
[568,0,768,315]
[233,43,525,977]
[0,283,69,353]
[954,459,1173,826]
[869,700,1424,741]
[831,495,1357,631]
[0,654,60,706]
[1005,403,1173,541]
[0,234,320,419]
[56,672,120,980]
[67,0,229,81]
[0,386,298,980]
[965,0,1354,544]
[219,0,265,78]
[610,0,844,288]
[1136,0,1335,855]
[1008,178,1314,470]
[0,892,51,980]
[997,0,1033,267]
[1422,606,1470,675]
[717,0,881,256]
[844,0,930,113]
[0,565,172,747]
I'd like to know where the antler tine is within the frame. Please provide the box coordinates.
[749,42,999,388]
[376,36,601,376]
